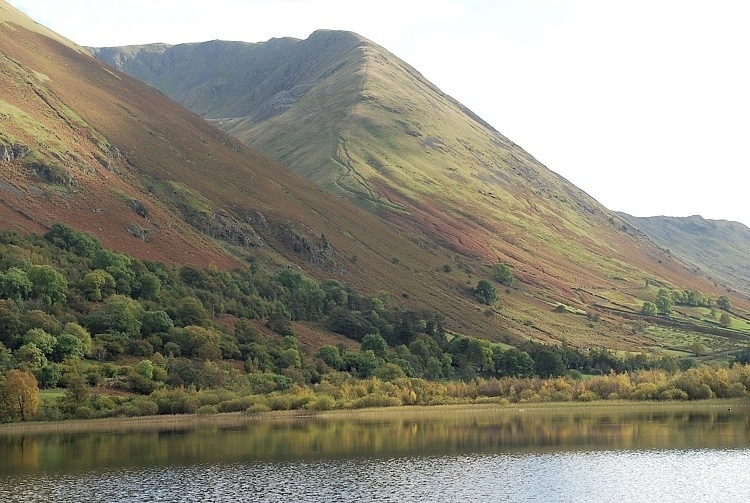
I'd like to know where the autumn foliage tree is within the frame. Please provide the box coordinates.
[0,370,40,422]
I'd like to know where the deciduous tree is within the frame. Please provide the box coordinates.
[0,370,39,422]
[491,262,514,286]
[27,265,67,306]
[717,296,732,311]
[474,280,497,305]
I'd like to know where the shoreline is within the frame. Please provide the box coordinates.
[0,398,745,436]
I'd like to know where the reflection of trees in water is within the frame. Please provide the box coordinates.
[1,405,748,474]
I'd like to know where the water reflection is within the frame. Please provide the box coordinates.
[1,403,749,476]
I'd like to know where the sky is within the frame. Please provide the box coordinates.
[7,0,750,226]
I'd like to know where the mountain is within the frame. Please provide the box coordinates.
[618,214,750,299]
[0,2,487,335]
[1,1,746,358]
[91,34,736,296]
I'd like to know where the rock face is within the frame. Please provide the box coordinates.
[0,143,29,162]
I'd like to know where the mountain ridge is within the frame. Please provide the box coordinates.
[618,213,750,299]
[1,0,746,359]
[92,32,709,297]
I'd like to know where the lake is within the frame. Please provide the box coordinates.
[1,402,749,502]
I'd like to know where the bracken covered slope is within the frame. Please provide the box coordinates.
[1,2,743,354]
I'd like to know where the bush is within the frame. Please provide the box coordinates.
[197,405,218,415]
[727,382,746,398]
[218,396,258,413]
[246,402,270,414]
[305,394,336,411]
[349,393,400,409]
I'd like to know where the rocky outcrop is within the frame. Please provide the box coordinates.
[182,207,266,248]
[246,211,336,270]
[0,143,29,162]
[126,223,156,242]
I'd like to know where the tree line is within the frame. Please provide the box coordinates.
[0,224,746,422]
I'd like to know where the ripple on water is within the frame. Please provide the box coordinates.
[2,449,750,502]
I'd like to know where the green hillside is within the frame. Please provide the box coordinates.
[618,213,750,299]
[3,1,750,424]
[92,31,749,345]
[0,0,747,366]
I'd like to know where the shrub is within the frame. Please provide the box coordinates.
[306,394,336,411]
[197,405,218,415]
[246,402,270,414]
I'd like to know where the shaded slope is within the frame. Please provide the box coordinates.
[618,214,750,299]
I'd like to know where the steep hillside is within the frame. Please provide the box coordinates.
[92,33,737,308]
[618,214,750,299]
[0,2,488,337]
[2,1,747,358]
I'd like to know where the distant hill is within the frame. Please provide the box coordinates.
[618,214,750,299]
[1,0,746,358]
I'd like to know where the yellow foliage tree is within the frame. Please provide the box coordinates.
[0,370,40,422]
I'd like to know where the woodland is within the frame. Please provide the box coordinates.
[2,224,749,423]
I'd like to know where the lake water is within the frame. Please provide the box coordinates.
[1,403,749,502]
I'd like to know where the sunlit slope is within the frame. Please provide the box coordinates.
[1,2,573,345]
[10,5,741,354]
[93,31,718,301]
[0,5,453,305]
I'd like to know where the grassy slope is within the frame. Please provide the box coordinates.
[0,3,542,348]
[93,32,720,297]
[618,213,750,299]
[93,33,745,306]
[4,5,747,356]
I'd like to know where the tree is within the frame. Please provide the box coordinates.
[45,222,101,258]
[141,311,174,337]
[277,348,302,369]
[27,265,68,306]
[0,343,11,371]
[491,262,514,286]
[54,333,86,361]
[654,289,673,315]
[86,295,144,337]
[92,250,136,295]
[80,270,115,301]
[0,300,22,349]
[61,322,92,357]
[361,333,388,359]
[137,360,155,380]
[21,310,61,335]
[474,280,497,305]
[719,312,731,327]
[15,343,47,372]
[0,267,32,302]
[135,272,161,300]
[62,374,90,410]
[23,328,57,357]
[343,349,380,378]
[530,345,566,378]
[717,295,732,311]
[174,297,209,327]
[316,345,344,370]
[494,347,534,377]
[641,302,658,316]
[374,362,406,381]
[0,370,40,422]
